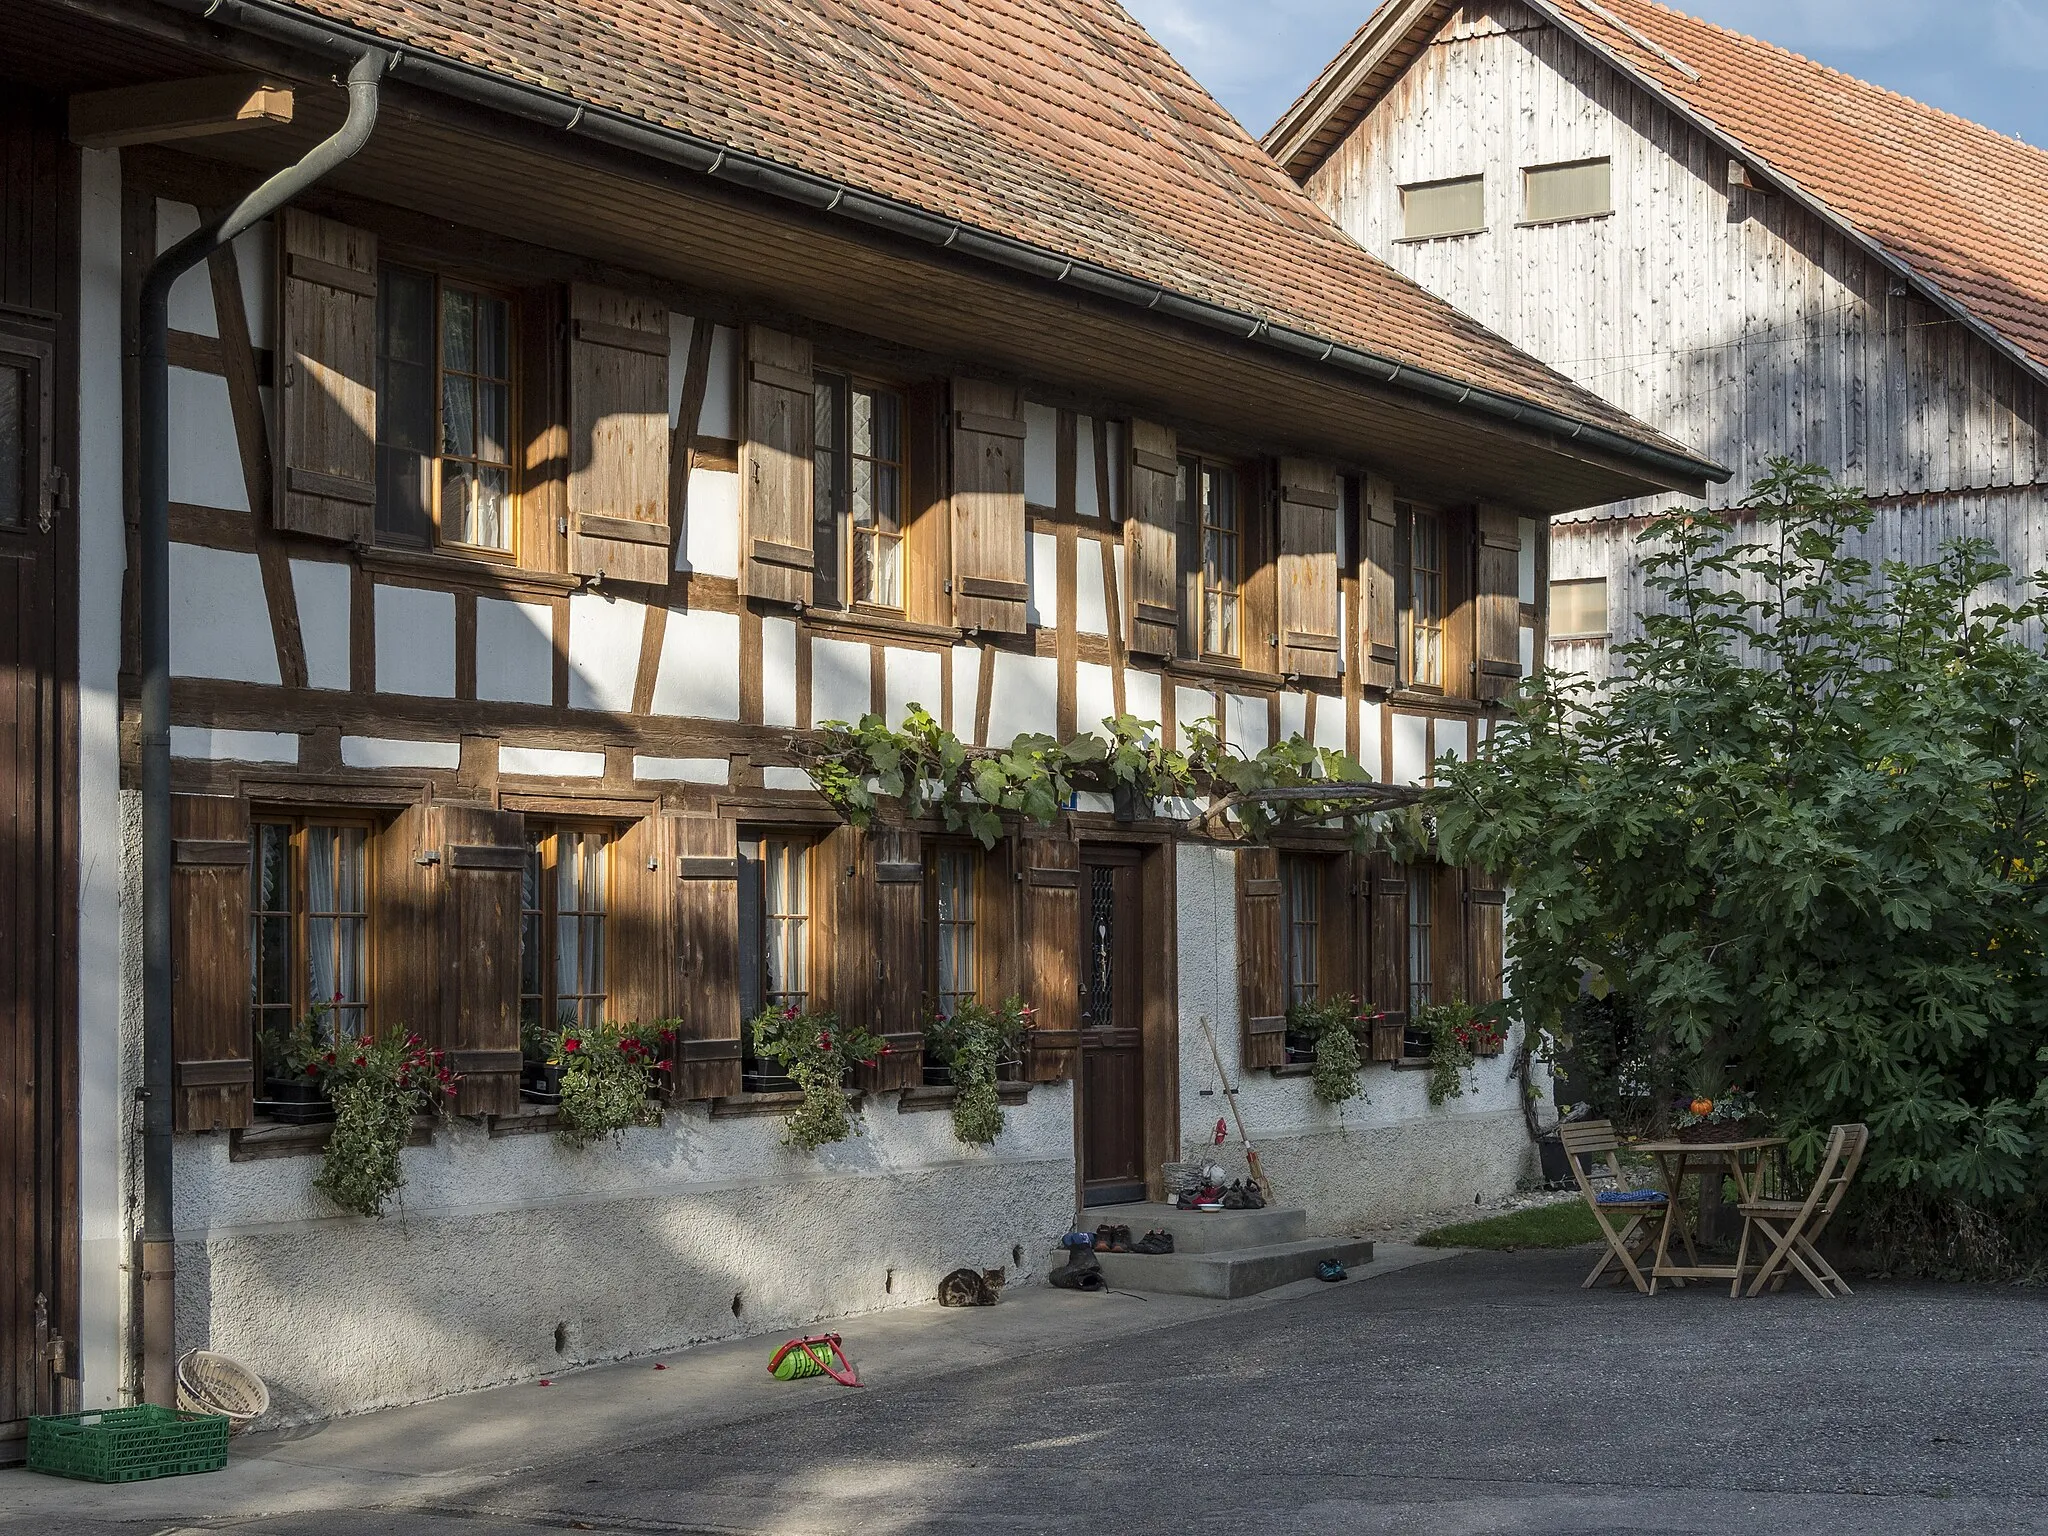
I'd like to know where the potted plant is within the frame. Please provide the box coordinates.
[1414,1000,1507,1107]
[1285,994,1368,1105]
[748,1005,883,1151]
[554,1021,671,1148]
[313,1031,457,1217]
[923,996,1029,1144]
[521,1014,563,1104]
[1674,1087,1764,1143]
[259,1002,338,1125]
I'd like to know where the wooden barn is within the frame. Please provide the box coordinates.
[0,0,1715,1431]
[1267,0,2048,676]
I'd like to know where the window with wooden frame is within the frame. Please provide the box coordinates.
[1178,454,1240,660]
[0,327,53,536]
[1523,158,1612,225]
[250,817,374,1066]
[1401,175,1486,240]
[1398,500,1445,691]
[375,265,517,554]
[739,832,815,1088]
[1550,576,1609,639]
[927,845,981,1020]
[812,370,906,611]
[1401,865,1435,1058]
[520,826,611,1037]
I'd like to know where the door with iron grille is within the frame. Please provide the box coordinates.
[1077,846,1145,1205]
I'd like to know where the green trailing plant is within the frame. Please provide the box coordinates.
[261,999,338,1084]
[1286,994,1368,1105]
[1415,1001,1502,1108]
[554,1020,670,1148]
[1432,460,2048,1268]
[313,1031,455,1217]
[924,996,1030,1144]
[749,1006,885,1151]
[1179,717,1393,849]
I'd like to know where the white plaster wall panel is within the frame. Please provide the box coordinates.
[169,368,249,511]
[697,324,737,439]
[1520,625,1536,679]
[169,543,279,684]
[1225,692,1269,755]
[475,597,555,706]
[1313,693,1348,755]
[1176,685,1216,735]
[1518,517,1539,603]
[1023,401,1059,506]
[1074,414,1099,517]
[1073,541,1108,635]
[170,727,297,763]
[1112,542,1126,615]
[1437,717,1471,766]
[157,200,214,334]
[567,593,646,715]
[1074,791,1115,814]
[500,746,604,777]
[633,756,728,784]
[810,636,873,725]
[234,221,273,348]
[667,313,697,426]
[1025,530,1058,628]
[884,646,943,726]
[651,607,741,720]
[1075,662,1115,738]
[761,617,799,727]
[950,645,981,738]
[1360,700,1385,780]
[1391,711,1429,786]
[289,559,351,690]
[987,651,1057,743]
[374,584,456,698]
[679,468,741,577]
[1104,421,1126,521]
[761,767,813,792]
[340,737,461,770]
[1124,669,1160,730]
[1277,690,1307,743]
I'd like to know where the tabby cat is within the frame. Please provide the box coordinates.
[937,1266,1006,1306]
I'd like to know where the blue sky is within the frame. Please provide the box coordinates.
[1125,0,2048,149]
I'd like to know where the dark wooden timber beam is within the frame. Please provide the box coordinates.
[68,73,293,150]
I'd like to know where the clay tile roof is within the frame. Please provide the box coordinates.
[269,0,1692,455]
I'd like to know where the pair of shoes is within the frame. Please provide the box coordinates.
[1130,1229,1175,1254]
[1220,1181,1253,1209]
[1316,1258,1347,1282]
[1091,1224,1132,1253]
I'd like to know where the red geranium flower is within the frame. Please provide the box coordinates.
[563,1037,582,1053]
[304,1063,319,1076]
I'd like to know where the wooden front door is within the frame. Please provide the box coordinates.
[1078,847,1145,1206]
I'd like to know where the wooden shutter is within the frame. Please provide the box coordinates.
[1019,834,1080,1081]
[172,794,253,1131]
[1361,473,1398,691]
[1468,866,1506,1006]
[567,284,671,585]
[275,208,375,542]
[1124,419,1179,657]
[673,816,742,1099]
[376,802,525,1117]
[1475,504,1523,701]
[608,812,677,1032]
[950,378,1028,634]
[740,325,814,605]
[1433,861,1469,1007]
[1235,846,1286,1071]
[1277,459,1342,679]
[855,826,925,1092]
[1367,855,1407,1062]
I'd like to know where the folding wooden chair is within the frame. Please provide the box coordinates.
[1560,1119,1674,1294]
[1735,1123,1867,1298]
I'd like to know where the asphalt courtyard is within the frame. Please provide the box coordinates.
[11,1245,2047,1535]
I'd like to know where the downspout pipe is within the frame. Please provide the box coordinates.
[135,46,386,1406]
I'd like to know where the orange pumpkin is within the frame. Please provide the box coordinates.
[1690,1097,1714,1117]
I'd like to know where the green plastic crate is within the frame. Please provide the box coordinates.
[27,1405,229,1482]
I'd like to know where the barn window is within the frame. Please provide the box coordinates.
[1523,158,1613,224]
[1400,175,1485,240]
[250,817,373,1062]
[1550,576,1610,638]
[812,371,906,611]
[375,266,517,554]
[520,826,611,1036]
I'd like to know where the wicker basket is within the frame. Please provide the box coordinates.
[176,1350,270,1430]
[1161,1161,1205,1197]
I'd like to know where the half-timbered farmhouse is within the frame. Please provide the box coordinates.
[1268,0,2048,675]
[0,0,1718,1430]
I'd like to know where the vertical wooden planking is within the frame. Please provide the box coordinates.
[1019,834,1080,1081]
[274,208,376,542]
[1275,458,1342,679]
[1234,846,1286,1070]
[673,816,742,1099]
[950,378,1029,634]
[170,795,253,1131]
[739,325,814,606]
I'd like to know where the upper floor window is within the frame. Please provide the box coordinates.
[521,826,610,1036]
[1179,455,1240,661]
[376,266,516,554]
[1551,576,1610,639]
[1399,501,1444,691]
[813,372,905,611]
[1524,158,1613,224]
[1401,175,1485,240]
[251,817,373,1055]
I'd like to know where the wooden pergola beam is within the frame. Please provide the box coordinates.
[68,74,293,151]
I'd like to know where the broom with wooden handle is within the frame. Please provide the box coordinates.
[1198,1014,1275,1205]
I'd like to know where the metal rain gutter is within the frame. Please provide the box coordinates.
[159,0,1727,493]
[135,43,387,1406]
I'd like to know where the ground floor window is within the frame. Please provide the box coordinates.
[1402,865,1437,1058]
[250,817,372,1071]
[740,832,814,1089]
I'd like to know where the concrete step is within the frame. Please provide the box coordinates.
[1084,1236,1376,1300]
[1082,1200,1307,1253]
